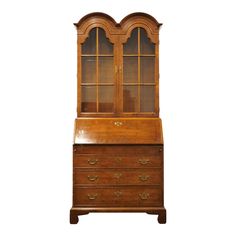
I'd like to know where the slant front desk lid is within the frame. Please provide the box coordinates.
[74,118,163,144]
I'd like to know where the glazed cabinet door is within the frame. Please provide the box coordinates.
[79,27,117,115]
[77,18,160,117]
[120,27,159,115]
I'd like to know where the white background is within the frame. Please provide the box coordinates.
[0,0,236,235]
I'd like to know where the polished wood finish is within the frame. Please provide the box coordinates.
[70,12,166,224]
[74,169,161,185]
[73,186,162,206]
[74,118,163,144]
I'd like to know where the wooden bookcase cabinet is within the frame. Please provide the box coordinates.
[70,12,166,224]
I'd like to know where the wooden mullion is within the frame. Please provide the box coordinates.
[123,83,155,86]
[82,54,113,57]
[123,54,155,57]
[81,83,114,86]
[96,27,99,112]
[138,27,141,112]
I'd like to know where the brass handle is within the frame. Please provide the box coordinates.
[88,159,98,165]
[139,192,150,200]
[87,175,98,181]
[114,121,123,127]
[87,194,98,200]
[139,175,150,182]
[138,159,150,165]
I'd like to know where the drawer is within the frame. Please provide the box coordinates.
[73,153,162,168]
[73,186,162,206]
[74,168,161,185]
[74,145,163,155]
[73,146,163,168]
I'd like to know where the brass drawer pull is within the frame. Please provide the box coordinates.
[139,175,150,181]
[88,159,98,165]
[87,194,98,200]
[139,192,150,200]
[87,175,98,181]
[138,159,150,165]
[114,121,123,127]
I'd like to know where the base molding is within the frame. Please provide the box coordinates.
[70,207,166,224]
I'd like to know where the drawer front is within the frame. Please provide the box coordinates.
[74,118,163,144]
[73,186,162,206]
[74,169,161,185]
[74,145,163,155]
[73,154,162,168]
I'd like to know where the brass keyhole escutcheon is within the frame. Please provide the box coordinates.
[138,158,150,165]
[114,173,122,179]
[139,192,150,200]
[139,175,150,182]
[114,121,123,127]
[114,191,122,198]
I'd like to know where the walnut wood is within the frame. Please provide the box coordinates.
[70,12,166,224]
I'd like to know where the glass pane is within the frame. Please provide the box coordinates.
[81,86,96,112]
[123,28,138,54]
[82,28,96,54]
[99,57,114,83]
[123,57,138,83]
[140,86,155,112]
[98,28,113,54]
[123,86,138,112]
[140,57,155,83]
[140,28,155,54]
[82,57,96,83]
[98,86,114,112]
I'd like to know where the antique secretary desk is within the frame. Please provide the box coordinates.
[70,12,166,224]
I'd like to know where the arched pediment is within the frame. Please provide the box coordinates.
[74,12,162,44]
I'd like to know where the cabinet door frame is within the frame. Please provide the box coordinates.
[77,23,118,116]
[119,23,159,116]
[75,13,161,117]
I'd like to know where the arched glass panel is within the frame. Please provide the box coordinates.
[123,27,156,113]
[81,28,114,113]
